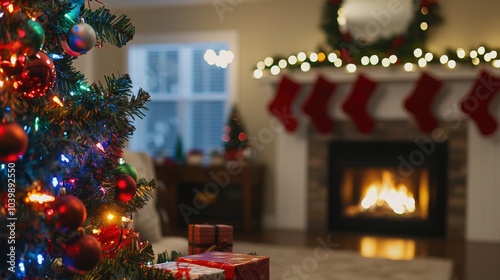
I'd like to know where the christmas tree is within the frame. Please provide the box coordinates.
[222,105,249,161]
[0,1,174,279]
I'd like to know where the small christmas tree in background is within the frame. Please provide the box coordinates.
[222,105,249,161]
[0,0,174,279]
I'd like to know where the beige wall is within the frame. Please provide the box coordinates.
[86,0,500,225]
[429,0,500,51]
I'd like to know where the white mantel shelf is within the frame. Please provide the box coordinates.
[261,65,500,243]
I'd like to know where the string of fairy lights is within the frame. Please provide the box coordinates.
[252,46,500,79]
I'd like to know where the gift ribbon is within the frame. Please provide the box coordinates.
[175,262,192,280]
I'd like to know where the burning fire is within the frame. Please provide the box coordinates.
[360,171,416,215]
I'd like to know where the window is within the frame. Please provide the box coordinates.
[126,33,236,160]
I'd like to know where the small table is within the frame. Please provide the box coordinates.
[154,163,265,232]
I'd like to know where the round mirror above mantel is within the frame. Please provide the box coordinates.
[338,0,414,46]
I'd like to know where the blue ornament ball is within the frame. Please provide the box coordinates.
[66,23,96,54]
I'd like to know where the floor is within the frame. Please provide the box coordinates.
[230,229,500,280]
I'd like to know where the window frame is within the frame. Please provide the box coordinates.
[125,31,238,156]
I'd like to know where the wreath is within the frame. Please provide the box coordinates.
[320,0,442,63]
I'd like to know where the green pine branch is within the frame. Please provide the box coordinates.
[157,251,184,264]
[73,242,175,280]
[1,73,152,208]
[53,57,90,95]
[83,179,156,230]
[82,7,135,48]
[37,0,78,52]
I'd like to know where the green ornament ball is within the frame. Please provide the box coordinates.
[21,20,45,57]
[116,162,138,182]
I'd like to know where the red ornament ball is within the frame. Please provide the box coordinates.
[17,51,56,98]
[238,132,247,141]
[0,123,28,163]
[66,23,96,54]
[62,234,101,274]
[50,195,87,232]
[115,174,137,202]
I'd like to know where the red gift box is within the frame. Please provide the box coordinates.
[152,262,225,280]
[188,224,233,255]
[178,252,269,280]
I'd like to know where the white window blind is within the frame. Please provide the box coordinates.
[127,41,232,160]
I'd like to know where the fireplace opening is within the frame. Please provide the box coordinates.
[342,168,429,218]
[328,141,448,237]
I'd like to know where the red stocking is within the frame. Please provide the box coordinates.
[404,72,443,133]
[268,75,302,132]
[342,74,378,134]
[460,70,500,136]
[302,75,337,134]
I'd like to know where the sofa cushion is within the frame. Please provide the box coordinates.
[122,150,163,243]
[151,236,189,256]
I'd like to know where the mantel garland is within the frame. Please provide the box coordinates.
[253,0,500,79]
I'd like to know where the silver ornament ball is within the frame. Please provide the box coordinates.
[67,23,96,54]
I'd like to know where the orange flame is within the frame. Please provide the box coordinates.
[359,171,416,215]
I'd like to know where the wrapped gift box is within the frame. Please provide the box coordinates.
[178,252,269,280]
[188,224,233,254]
[153,262,225,280]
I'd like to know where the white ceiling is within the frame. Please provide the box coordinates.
[103,0,264,9]
[104,0,210,8]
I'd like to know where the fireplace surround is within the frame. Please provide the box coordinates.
[307,120,465,239]
[266,67,500,243]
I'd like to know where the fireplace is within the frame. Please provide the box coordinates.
[328,141,448,237]
[265,68,500,242]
